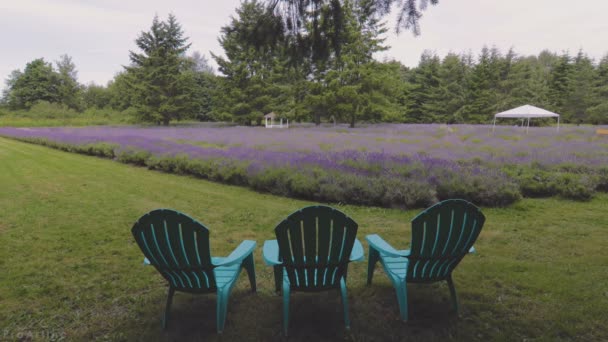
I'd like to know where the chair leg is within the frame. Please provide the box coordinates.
[339,277,351,330]
[273,266,282,294]
[216,289,230,333]
[162,286,175,329]
[282,281,291,336]
[367,247,380,285]
[447,274,459,314]
[243,253,257,292]
[395,281,409,321]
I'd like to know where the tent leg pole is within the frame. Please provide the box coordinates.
[557,117,560,132]
[526,118,530,134]
[492,117,496,133]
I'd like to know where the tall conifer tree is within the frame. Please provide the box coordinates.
[128,14,196,125]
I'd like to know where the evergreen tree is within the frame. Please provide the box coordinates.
[107,71,138,111]
[269,0,438,37]
[404,51,441,122]
[128,14,197,125]
[565,50,595,124]
[436,53,468,123]
[322,0,392,127]
[547,53,572,118]
[212,0,288,124]
[500,56,549,110]
[187,52,216,121]
[463,47,503,123]
[588,54,608,124]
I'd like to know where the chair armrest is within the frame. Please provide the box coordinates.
[366,234,409,258]
[213,240,256,267]
[349,238,365,261]
[262,240,282,266]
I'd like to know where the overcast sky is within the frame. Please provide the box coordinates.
[1,0,607,88]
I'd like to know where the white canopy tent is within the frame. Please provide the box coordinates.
[492,105,560,133]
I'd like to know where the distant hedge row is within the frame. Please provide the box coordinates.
[5,136,607,208]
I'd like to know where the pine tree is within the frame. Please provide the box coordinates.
[128,14,196,125]
[324,0,392,127]
[212,0,287,124]
[587,54,608,124]
[404,51,441,123]
[548,53,573,119]
[436,53,468,123]
[269,0,438,37]
[565,50,596,124]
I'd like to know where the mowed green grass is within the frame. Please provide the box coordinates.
[0,137,607,341]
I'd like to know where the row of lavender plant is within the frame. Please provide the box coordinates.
[1,124,607,207]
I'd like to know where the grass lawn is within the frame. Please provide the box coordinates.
[1,137,607,341]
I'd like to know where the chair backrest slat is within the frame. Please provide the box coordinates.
[132,209,217,291]
[275,205,358,290]
[408,200,485,281]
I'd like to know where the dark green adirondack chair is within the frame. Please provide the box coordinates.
[366,199,485,321]
[263,205,364,335]
[131,209,256,333]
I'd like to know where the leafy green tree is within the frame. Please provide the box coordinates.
[1,69,22,107]
[127,14,197,125]
[107,71,138,111]
[82,83,112,109]
[189,51,215,74]
[4,58,61,110]
[55,54,82,110]
[186,52,216,121]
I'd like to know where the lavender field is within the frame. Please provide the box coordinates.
[2,124,607,207]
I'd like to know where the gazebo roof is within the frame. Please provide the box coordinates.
[264,112,277,119]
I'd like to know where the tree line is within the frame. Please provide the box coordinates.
[2,0,607,126]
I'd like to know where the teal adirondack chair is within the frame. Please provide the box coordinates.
[263,205,364,335]
[366,199,485,321]
[131,209,256,333]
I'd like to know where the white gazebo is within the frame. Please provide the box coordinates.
[264,112,289,128]
[492,105,560,133]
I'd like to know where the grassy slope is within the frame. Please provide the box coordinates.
[0,137,606,341]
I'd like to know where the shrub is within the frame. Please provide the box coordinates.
[555,174,596,201]
[595,167,608,192]
[436,169,521,207]
[249,167,292,196]
[26,101,79,119]
[287,171,321,199]
[115,148,151,166]
[516,170,559,197]
[381,178,437,209]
